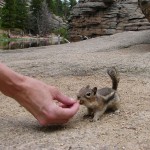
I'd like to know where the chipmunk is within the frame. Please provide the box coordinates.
[77,67,120,121]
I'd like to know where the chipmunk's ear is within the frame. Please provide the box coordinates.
[92,87,97,95]
[86,85,90,89]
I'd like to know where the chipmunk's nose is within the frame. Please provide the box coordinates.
[77,96,81,100]
[79,100,84,105]
[77,96,84,104]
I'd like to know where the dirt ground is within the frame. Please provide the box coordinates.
[0,30,150,150]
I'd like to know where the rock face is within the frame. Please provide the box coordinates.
[69,0,150,41]
[49,13,67,29]
[138,0,150,22]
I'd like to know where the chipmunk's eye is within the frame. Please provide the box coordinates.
[86,92,91,97]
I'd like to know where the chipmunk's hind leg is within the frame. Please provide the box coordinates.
[109,94,121,114]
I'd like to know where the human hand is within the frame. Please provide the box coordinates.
[13,76,79,126]
[0,63,79,126]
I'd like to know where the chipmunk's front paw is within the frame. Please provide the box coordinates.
[92,117,99,122]
[83,114,93,119]
[114,110,120,115]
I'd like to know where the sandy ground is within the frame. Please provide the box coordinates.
[0,30,150,150]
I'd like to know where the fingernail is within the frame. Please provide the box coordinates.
[70,98,76,102]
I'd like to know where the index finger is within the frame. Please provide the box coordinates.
[56,102,80,119]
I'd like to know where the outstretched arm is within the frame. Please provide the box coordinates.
[0,63,79,126]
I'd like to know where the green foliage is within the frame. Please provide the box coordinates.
[1,0,28,30]
[62,0,70,19]
[1,0,78,35]
[61,0,77,19]
[30,0,43,16]
[1,0,16,29]
[29,0,43,34]
[46,0,56,13]
[69,0,77,9]
[46,0,77,18]
[30,0,51,35]
[54,27,68,39]
[0,33,8,38]
[14,0,28,30]
[54,0,63,16]
[0,8,2,27]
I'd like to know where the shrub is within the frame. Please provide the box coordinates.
[53,27,68,39]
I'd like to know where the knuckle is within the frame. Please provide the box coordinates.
[49,86,60,97]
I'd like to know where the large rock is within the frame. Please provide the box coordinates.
[69,0,150,41]
[49,13,67,29]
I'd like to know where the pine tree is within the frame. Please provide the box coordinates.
[1,0,76,34]
[38,0,50,36]
[69,0,77,9]
[0,8,2,27]
[1,0,29,31]
[1,0,16,29]
[46,0,55,13]
[30,0,43,34]
[30,0,43,16]
[61,0,77,20]
[14,0,28,30]
[30,0,51,35]
[62,0,70,19]
[45,0,77,19]
[55,0,63,17]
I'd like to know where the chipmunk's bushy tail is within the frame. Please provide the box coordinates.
[107,67,120,90]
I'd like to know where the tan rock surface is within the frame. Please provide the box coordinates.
[0,30,150,149]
